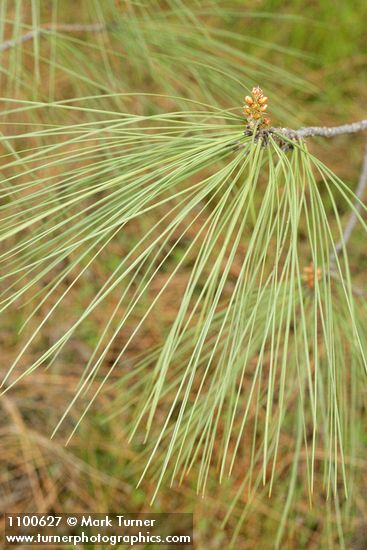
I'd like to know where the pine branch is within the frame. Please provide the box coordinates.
[278,119,367,140]
[236,119,367,152]
[241,118,367,281]
[0,23,106,52]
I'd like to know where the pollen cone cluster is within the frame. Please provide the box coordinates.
[243,86,270,129]
[302,263,322,289]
